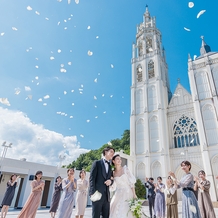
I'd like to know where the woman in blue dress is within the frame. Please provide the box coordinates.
[154,176,165,218]
[57,168,77,218]
[1,174,20,218]
[169,161,201,218]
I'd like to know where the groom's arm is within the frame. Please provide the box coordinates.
[89,160,97,196]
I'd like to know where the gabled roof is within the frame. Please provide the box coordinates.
[169,83,192,108]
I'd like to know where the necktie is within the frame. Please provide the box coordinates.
[104,159,110,165]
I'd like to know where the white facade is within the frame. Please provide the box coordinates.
[130,7,218,201]
[0,157,91,208]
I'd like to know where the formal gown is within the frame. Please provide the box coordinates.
[57,178,76,218]
[197,179,216,218]
[154,183,166,218]
[1,181,17,206]
[18,180,44,218]
[75,179,89,216]
[49,182,62,213]
[177,173,201,218]
[110,166,136,218]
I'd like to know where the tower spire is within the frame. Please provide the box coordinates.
[144,5,150,18]
[200,36,211,55]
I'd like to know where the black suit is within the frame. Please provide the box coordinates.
[89,159,113,218]
[145,181,156,218]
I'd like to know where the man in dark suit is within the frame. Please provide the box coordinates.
[89,146,115,218]
[145,177,156,218]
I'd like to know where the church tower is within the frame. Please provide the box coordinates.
[130,6,171,180]
[188,37,218,200]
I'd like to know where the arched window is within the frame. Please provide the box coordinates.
[146,36,153,53]
[148,60,155,79]
[136,89,143,114]
[136,65,143,83]
[195,72,210,100]
[152,161,161,179]
[149,116,159,152]
[212,67,218,95]
[173,115,200,148]
[138,41,143,57]
[137,162,145,179]
[136,119,145,154]
[148,85,157,112]
[202,104,218,145]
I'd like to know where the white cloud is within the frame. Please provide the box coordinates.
[0,107,89,165]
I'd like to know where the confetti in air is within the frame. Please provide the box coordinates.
[0,32,5,36]
[50,56,55,60]
[184,27,191,31]
[188,2,194,8]
[12,27,18,31]
[0,98,10,106]
[35,11,40,15]
[44,95,50,99]
[87,26,91,30]
[60,68,67,73]
[15,88,21,95]
[27,6,32,10]
[75,0,79,4]
[88,50,93,56]
[25,86,31,91]
[197,10,206,18]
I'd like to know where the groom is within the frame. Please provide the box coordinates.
[89,146,115,218]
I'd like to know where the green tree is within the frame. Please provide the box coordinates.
[67,130,130,170]
[135,179,146,199]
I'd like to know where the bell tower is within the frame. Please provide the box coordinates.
[130,6,171,179]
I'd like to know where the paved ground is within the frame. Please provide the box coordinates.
[5,204,218,217]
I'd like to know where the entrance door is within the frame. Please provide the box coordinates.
[14,178,24,208]
[41,180,50,207]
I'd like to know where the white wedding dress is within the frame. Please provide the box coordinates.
[110,166,136,218]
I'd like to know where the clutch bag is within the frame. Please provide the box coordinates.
[90,190,102,202]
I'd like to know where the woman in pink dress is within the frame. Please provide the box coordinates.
[18,171,45,218]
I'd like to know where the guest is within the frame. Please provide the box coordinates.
[49,176,63,218]
[154,177,165,218]
[194,170,216,218]
[145,177,156,218]
[57,168,77,218]
[1,174,20,218]
[169,161,201,218]
[166,176,178,218]
[18,171,45,218]
[75,170,89,218]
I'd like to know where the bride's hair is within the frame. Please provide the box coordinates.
[112,154,120,166]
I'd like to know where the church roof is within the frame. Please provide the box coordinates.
[169,82,192,108]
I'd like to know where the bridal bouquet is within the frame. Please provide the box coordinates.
[127,198,148,218]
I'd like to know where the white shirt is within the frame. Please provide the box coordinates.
[102,158,109,173]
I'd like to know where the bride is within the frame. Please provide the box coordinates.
[110,154,137,218]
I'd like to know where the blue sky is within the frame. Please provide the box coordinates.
[0,0,217,165]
